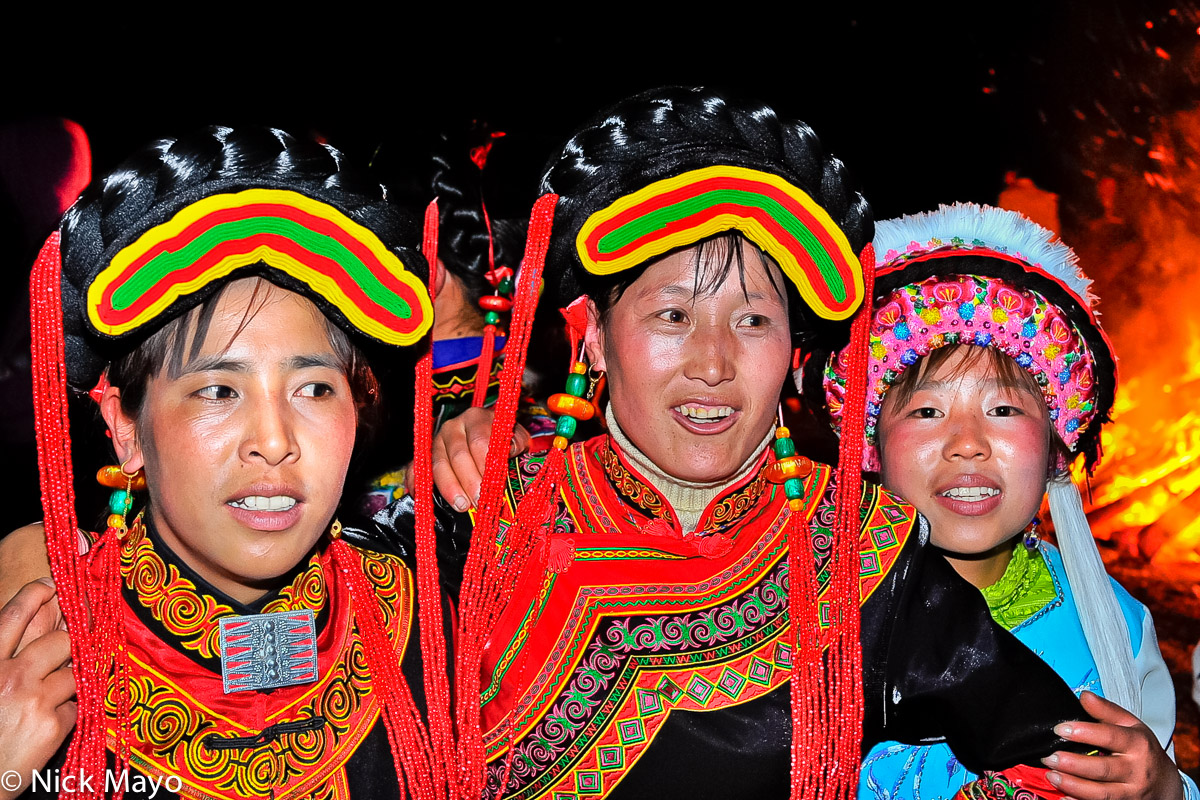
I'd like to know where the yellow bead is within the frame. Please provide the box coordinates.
[548,393,595,420]
[96,465,146,491]
[107,513,125,530]
[570,361,588,374]
[764,455,813,484]
[775,426,791,439]
[789,498,804,512]
[553,435,570,450]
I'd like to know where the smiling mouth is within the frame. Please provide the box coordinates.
[940,486,1000,502]
[227,495,298,512]
[672,404,734,424]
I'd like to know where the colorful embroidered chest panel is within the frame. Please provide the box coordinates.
[105,523,412,800]
[480,436,915,799]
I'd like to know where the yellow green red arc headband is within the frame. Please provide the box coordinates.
[576,165,865,320]
[87,188,434,347]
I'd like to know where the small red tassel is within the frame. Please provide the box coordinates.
[560,296,590,359]
[470,324,497,408]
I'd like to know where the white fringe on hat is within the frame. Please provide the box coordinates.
[874,202,1096,308]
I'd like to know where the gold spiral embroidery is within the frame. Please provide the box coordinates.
[706,475,765,531]
[598,440,667,519]
[122,525,326,659]
[108,541,408,800]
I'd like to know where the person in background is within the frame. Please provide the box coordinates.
[360,125,550,517]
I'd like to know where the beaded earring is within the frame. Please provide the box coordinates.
[763,405,813,511]
[546,297,598,451]
[96,460,145,538]
[479,267,514,326]
[1023,517,1041,551]
[547,360,596,450]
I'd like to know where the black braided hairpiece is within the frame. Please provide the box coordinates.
[540,86,871,354]
[59,126,427,391]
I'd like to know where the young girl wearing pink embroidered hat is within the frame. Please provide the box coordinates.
[817,202,1198,800]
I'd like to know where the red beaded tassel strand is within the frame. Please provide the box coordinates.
[763,413,824,798]
[330,536,439,800]
[454,193,557,799]
[824,243,876,798]
[87,525,133,800]
[29,232,108,799]
[410,199,455,796]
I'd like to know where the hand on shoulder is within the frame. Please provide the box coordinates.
[431,407,531,513]
[0,579,76,800]
[0,524,59,654]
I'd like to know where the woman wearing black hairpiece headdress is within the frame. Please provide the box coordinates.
[0,126,457,799]
[360,125,554,517]
[414,87,1098,800]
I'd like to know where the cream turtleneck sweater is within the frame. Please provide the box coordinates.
[605,406,774,533]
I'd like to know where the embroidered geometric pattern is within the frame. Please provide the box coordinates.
[480,435,915,799]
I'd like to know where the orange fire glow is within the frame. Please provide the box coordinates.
[1073,105,1200,567]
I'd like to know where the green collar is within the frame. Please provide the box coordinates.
[979,542,1056,629]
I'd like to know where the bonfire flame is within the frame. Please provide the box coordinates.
[1071,105,1200,565]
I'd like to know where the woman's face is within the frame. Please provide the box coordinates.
[103,279,357,605]
[876,347,1050,562]
[585,239,793,483]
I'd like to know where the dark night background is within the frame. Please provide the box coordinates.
[6,1,1194,226]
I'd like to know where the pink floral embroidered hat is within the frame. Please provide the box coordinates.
[819,202,1116,473]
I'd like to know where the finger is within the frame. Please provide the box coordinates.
[432,423,472,512]
[1055,718,1143,754]
[42,664,77,708]
[14,596,62,658]
[0,580,57,659]
[401,462,415,496]
[1046,768,1126,800]
[447,407,499,501]
[509,424,532,458]
[1078,690,1142,728]
[462,408,499,501]
[14,630,73,680]
[1043,750,1128,783]
[459,426,490,506]
[55,698,78,734]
